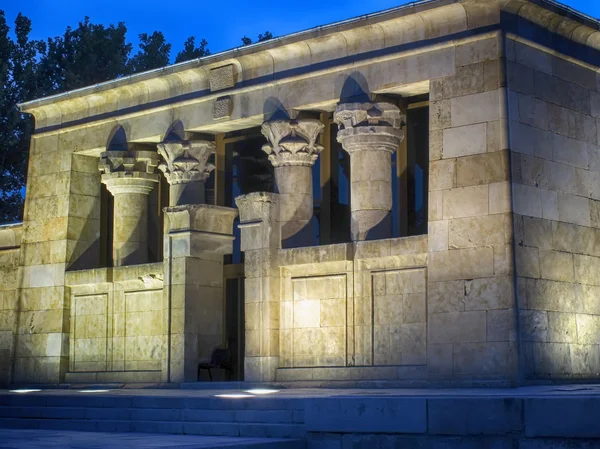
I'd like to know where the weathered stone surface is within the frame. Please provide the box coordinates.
[7,0,600,386]
[209,64,236,91]
[334,102,404,241]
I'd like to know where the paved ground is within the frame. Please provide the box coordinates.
[4,384,600,398]
[0,429,301,449]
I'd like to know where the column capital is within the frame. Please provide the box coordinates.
[157,140,215,185]
[261,119,324,167]
[334,102,405,153]
[99,150,160,195]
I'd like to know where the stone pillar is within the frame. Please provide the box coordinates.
[157,140,215,206]
[235,192,281,382]
[334,103,404,241]
[99,150,160,266]
[261,119,324,247]
[162,204,238,382]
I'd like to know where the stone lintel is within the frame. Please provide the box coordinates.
[164,204,238,236]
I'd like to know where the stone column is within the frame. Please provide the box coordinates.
[261,119,324,247]
[334,103,404,241]
[157,140,215,206]
[162,204,238,382]
[235,192,281,382]
[99,150,160,266]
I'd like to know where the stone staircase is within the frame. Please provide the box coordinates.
[0,392,306,447]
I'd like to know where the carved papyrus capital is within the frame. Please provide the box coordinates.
[261,119,324,167]
[334,102,405,153]
[99,150,160,175]
[157,140,215,185]
[99,150,160,195]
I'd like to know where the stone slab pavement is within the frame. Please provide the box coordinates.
[0,429,302,449]
[5,384,600,398]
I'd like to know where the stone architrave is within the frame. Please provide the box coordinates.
[235,192,281,382]
[162,204,238,382]
[99,149,160,266]
[157,140,215,206]
[261,119,324,247]
[334,102,404,241]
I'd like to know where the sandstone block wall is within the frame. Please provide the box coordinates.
[275,237,429,382]
[13,135,85,383]
[64,264,164,383]
[506,38,600,380]
[427,34,518,381]
[0,225,22,385]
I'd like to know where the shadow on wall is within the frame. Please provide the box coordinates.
[339,71,372,103]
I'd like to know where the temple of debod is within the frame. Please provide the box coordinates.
[1,0,600,387]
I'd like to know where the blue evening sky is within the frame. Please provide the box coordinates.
[3,0,599,60]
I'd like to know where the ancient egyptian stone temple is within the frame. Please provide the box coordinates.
[1,0,599,387]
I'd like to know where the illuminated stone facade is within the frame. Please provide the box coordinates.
[1,0,599,386]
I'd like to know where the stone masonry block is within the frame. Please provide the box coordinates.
[453,342,514,376]
[430,159,456,191]
[429,311,486,344]
[442,185,489,219]
[523,217,552,250]
[455,37,498,66]
[429,247,494,282]
[464,277,513,311]
[525,398,600,438]
[558,193,591,227]
[456,150,509,187]
[546,311,577,343]
[539,250,574,282]
[304,397,426,433]
[449,214,509,249]
[515,246,540,279]
[428,398,521,435]
[451,90,500,128]
[512,183,542,218]
[443,123,487,158]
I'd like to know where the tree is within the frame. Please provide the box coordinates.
[0,8,275,222]
[175,36,210,63]
[36,17,131,95]
[128,31,171,73]
[241,31,274,46]
[0,12,39,222]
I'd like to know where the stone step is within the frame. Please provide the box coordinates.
[0,395,305,411]
[0,406,304,424]
[0,418,306,439]
[0,429,306,449]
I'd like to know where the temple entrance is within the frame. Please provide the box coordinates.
[224,263,245,380]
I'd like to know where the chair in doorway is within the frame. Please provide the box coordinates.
[198,347,233,381]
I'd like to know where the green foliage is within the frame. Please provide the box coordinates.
[241,31,274,46]
[0,12,39,222]
[36,17,132,94]
[175,36,210,63]
[0,9,274,222]
[128,31,171,73]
